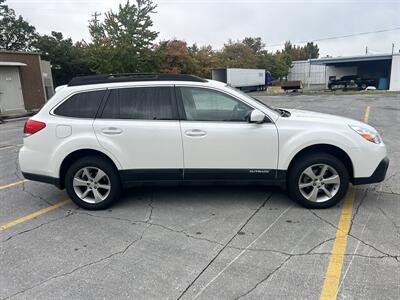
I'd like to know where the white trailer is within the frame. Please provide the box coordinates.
[212,68,266,91]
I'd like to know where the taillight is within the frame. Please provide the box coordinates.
[24,119,46,137]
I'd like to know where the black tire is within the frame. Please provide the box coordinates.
[287,152,349,209]
[65,156,121,210]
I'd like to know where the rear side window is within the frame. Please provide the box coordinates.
[101,87,177,120]
[54,90,105,118]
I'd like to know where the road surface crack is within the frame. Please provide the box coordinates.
[232,249,398,299]
[307,194,399,261]
[20,182,58,208]
[305,237,336,254]
[0,211,75,243]
[377,207,400,237]
[176,192,275,300]
[73,210,226,246]
[145,195,154,222]
[2,224,150,300]
[234,256,292,300]
[348,189,368,235]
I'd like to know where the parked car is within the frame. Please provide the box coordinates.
[328,75,376,91]
[19,74,388,210]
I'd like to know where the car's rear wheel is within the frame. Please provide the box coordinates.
[287,153,349,208]
[65,156,121,210]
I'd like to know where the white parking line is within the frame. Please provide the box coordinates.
[192,206,292,299]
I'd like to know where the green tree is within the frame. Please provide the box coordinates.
[188,43,199,55]
[155,39,189,74]
[243,36,293,79]
[303,42,319,59]
[0,0,37,51]
[242,37,265,54]
[187,44,220,78]
[86,0,159,74]
[257,50,291,80]
[218,40,257,68]
[34,32,92,86]
[282,41,319,60]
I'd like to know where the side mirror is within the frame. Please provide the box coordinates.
[249,109,265,124]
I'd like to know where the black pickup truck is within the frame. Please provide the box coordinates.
[328,75,376,91]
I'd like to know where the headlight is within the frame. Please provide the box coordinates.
[349,125,382,144]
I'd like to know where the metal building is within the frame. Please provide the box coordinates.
[287,60,326,89]
[0,51,54,115]
[288,53,400,91]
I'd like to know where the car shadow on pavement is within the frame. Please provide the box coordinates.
[115,185,292,211]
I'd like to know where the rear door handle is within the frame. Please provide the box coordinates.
[185,129,206,137]
[101,127,123,135]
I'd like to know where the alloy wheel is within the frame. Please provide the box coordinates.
[72,167,111,204]
[298,163,341,203]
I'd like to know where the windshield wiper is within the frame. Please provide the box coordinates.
[275,108,291,117]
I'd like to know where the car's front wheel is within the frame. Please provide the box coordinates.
[65,156,121,210]
[287,153,349,208]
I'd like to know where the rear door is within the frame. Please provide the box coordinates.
[93,85,183,182]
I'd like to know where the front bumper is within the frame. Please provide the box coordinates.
[353,157,389,185]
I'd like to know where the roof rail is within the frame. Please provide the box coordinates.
[68,73,207,86]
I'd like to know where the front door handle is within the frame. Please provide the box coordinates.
[101,127,123,135]
[185,129,206,137]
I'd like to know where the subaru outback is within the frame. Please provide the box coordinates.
[19,74,388,210]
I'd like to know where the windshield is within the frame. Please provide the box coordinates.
[225,85,274,110]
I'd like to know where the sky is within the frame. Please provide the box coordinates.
[7,0,400,57]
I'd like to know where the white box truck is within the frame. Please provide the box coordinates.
[212,68,268,91]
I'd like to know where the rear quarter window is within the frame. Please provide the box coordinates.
[54,90,105,118]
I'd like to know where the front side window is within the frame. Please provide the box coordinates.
[54,90,105,118]
[180,87,253,122]
[101,87,176,120]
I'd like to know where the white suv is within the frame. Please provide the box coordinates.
[19,74,389,210]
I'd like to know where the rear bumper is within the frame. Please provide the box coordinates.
[353,157,389,185]
[22,172,62,189]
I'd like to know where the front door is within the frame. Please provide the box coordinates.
[93,86,183,182]
[177,86,279,180]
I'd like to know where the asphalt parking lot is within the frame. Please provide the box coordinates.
[0,93,399,299]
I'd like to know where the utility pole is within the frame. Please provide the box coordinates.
[307,54,311,89]
[365,46,368,55]
[392,43,395,55]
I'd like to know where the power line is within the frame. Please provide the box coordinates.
[266,26,400,48]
